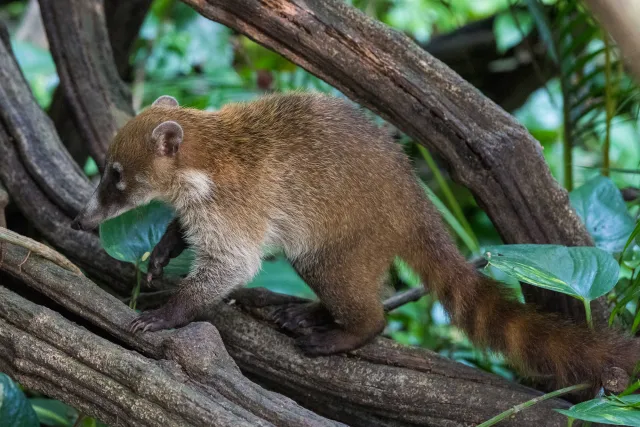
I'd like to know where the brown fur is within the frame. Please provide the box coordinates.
[74,92,640,388]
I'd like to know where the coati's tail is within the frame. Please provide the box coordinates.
[406,235,640,388]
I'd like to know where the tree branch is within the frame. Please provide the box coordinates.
[38,0,134,167]
[48,0,152,167]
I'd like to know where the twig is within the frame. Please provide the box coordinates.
[383,287,426,312]
[477,383,590,427]
[0,227,82,275]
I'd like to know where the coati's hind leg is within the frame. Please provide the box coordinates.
[289,243,390,356]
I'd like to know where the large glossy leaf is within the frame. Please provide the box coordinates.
[247,257,315,299]
[0,373,39,427]
[570,176,634,253]
[556,395,640,426]
[483,244,619,302]
[99,201,194,276]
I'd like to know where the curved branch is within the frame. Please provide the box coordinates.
[49,0,152,167]
[38,0,134,167]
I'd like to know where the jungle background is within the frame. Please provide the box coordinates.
[1,0,640,425]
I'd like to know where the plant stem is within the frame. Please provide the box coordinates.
[416,144,478,248]
[631,306,640,335]
[477,383,591,427]
[130,260,142,310]
[603,34,613,177]
[583,299,593,329]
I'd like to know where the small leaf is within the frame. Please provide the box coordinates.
[483,244,619,302]
[0,373,39,427]
[99,201,194,276]
[570,176,635,253]
[555,395,640,425]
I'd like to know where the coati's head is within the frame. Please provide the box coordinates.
[71,95,186,231]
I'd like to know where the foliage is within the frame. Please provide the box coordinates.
[524,0,640,190]
[570,175,635,253]
[556,395,640,426]
[481,176,640,423]
[0,373,38,427]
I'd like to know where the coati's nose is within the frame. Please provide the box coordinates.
[70,216,85,231]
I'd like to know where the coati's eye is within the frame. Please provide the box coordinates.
[112,162,126,191]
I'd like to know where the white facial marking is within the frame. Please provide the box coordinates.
[112,162,123,173]
[179,170,214,204]
[116,181,126,191]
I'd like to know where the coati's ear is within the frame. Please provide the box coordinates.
[152,95,179,108]
[152,121,183,156]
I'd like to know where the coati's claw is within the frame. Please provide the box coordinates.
[272,302,333,332]
[129,306,192,333]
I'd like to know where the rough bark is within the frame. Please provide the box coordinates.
[48,0,152,167]
[0,237,571,427]
[38,0,135,167]
[0,237,346,427]
[182,0,594,320]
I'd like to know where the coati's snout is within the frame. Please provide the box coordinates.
[71,95,185,232]
[71,163,133,231]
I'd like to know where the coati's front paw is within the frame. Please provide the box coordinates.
[272,302,333,332]
[129,304,193,333]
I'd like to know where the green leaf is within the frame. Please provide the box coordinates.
[570,176,635,253]
[483,244,619,302]
[83,157,99,177]
[556,395,640,426]
[30,398,75,426]
[0,373,39,427]
[99,201,194,276]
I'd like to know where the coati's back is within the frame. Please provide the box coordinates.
[208,92,430,246]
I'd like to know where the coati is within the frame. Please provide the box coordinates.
[71,92,639,389]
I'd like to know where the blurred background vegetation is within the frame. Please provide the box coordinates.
[2,0,640,423]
